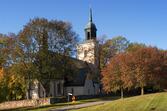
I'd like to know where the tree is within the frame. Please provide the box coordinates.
[132,47,161,95]
[159,50,167,89]
[18,18,78,98]
[101,46,166,97]
[126,42,146,52]
[0,18,78,100]
[101,53,134,98]
[101,55,122,95]
[0,34,19,102]
[110,36,130,53]
[99,36,130,97]
[99,36,129,69]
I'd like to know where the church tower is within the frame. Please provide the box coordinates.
[77,8,99,67]
[84,8,97,40]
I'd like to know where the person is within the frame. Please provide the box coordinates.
[72,96,76,103]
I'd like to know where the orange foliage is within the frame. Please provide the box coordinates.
[101,47,167,94]
[0,67,4,80]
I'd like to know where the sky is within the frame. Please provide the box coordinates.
[0,0,167,49]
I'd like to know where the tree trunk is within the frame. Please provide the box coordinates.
[121,87,124,99]
[27,74,31,99]
[141,86,144,95]
[27,82,31,99]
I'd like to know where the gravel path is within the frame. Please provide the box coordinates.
[50,101,107,111]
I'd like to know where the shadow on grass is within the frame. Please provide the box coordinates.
[0,96,121,111]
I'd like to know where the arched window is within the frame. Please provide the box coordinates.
[84,50,88,58]
[87,32,90,40]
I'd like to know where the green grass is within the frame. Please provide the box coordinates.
[71,92,167,111]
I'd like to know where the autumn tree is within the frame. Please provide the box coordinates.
[102,46,167,97]
[101,53,134,98]
[133,47,167,95]
[159,50,167,89]
[0,34,18,101]
[0,53,5,102]
[101,55,121,96]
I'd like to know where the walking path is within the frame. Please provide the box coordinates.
[50,101,108,111]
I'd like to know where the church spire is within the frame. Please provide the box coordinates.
[85,7,97,41]
[89,8,92,22]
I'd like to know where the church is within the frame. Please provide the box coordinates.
[30,8,100,99]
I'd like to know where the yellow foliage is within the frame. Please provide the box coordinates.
[0,68,4,80]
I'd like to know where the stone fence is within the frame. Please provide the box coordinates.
[0,98,50,110]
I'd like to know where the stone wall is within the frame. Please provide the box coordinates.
[0,98,50,110]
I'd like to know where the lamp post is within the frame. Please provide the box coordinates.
[68,93,72,102]
[67,92,72,111]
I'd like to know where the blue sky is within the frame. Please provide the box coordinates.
[0,0,167,49]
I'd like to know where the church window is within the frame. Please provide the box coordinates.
[84,50,88,58]
[87,32,90,40]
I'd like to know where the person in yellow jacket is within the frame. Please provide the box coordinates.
[72,96,76,103]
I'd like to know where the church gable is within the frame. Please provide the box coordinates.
[64,58,97,87]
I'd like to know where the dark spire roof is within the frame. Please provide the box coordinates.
[85,8,97,30]
[89,8,93,22]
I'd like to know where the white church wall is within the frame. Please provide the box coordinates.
[65,86,84,96]
[94,83,100,95]
[77,40,96,64]
[83,79,95,95]
[65,80,99,96]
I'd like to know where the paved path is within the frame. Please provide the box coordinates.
[50,101,108,111]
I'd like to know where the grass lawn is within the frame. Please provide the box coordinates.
[71,92,167,111]
[5,96,118,111]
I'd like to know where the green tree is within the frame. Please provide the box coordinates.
[0,18,79,100]
[99,36,129,69]
[18,18,78,98]
[126,42,146,52]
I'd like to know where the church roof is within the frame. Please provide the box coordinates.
[36,50,97,86]
[64,57,95,86]
[85,22,97,30]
